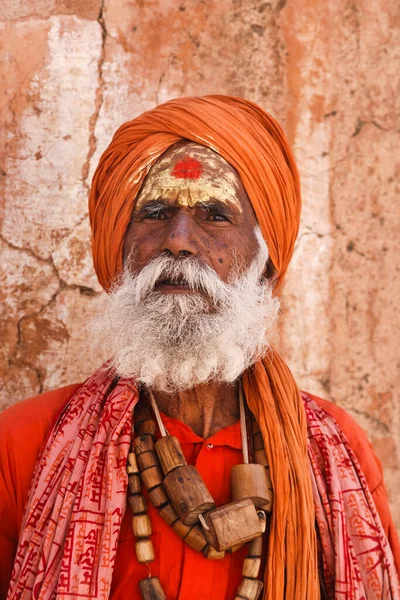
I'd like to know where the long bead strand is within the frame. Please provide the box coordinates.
[127,388,269,599]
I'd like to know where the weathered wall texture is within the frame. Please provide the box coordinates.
[1,1,399,525]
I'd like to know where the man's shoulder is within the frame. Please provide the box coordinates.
[0,383,83,467]
[0,383,82,492]
[0,383,82,443]
[0,383,83,526]
[303,390,383,490]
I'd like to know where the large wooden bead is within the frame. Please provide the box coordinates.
[133,514,152,538]
[236,577,263,600]
[141,466,163,491]
[128,494,147,515]
[148,484,169,508]
[139,577,166,600]
[135,539,155,563]
[201,499,262,552]
[242,557,262,579]
[134,434,155,455]
[164,465,215,525]
[155,436,187,475]
[184,525,208,552]
[158,502,179,526]
[171,519,192,539]
[137,451,159,472]
[231,464,272,510]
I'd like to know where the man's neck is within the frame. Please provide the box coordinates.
[150,381,240,439]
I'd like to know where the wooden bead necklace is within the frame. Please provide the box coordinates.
[126,383,273,600]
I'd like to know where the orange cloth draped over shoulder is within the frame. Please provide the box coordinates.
[89,96,318,599]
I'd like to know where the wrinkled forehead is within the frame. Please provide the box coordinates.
[135,141,246,211]
[146,141,240,183]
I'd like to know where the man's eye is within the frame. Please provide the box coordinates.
[143,209,168,220]
[208,212,229,222]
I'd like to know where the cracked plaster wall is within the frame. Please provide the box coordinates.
[1,0,399,527]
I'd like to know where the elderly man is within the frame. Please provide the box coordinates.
[0,96,399,600]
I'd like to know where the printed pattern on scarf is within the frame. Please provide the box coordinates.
[7,369,139,600]
[7,371,399,599]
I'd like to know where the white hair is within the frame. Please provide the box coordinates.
[90,227,280,393]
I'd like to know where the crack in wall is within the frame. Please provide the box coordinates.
[0,232,58,270]
[351,118,390,138]
[50,251,99,294]
[2,222,101,393]
[81,0,107,188]
[55,212,89,242]
[12,285,63,392]
[8,271,101,395]
[1,230,99,292]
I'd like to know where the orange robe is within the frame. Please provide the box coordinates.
[0,385,399,599]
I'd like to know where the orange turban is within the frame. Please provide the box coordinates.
[89,95,301,290]
[89,96,318,600]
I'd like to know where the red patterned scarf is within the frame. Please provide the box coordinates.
[303,392,399,599]
[7,369,399,599]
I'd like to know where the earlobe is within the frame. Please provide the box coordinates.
[261,259,278,287]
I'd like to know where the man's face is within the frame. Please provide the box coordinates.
[123,141,262,287]
[94,143,280,391]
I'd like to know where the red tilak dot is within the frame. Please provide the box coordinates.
[171,157,204,179]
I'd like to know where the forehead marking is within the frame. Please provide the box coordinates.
[171,157,203,180]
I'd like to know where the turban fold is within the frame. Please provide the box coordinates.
[89,95,301,290]
[89,96,318,600]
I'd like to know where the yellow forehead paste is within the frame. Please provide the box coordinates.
[136,145,242,212]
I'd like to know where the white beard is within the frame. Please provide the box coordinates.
[90,230,280,393]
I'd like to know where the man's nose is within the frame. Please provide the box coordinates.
[161,211,198,258]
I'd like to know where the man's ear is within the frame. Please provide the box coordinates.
[261,259,278,287]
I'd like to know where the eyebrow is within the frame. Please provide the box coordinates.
[196,199,237,215]
[135,197,240,216]
[134,199,170,214]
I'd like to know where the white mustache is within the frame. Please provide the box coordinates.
[127,254,235,305]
